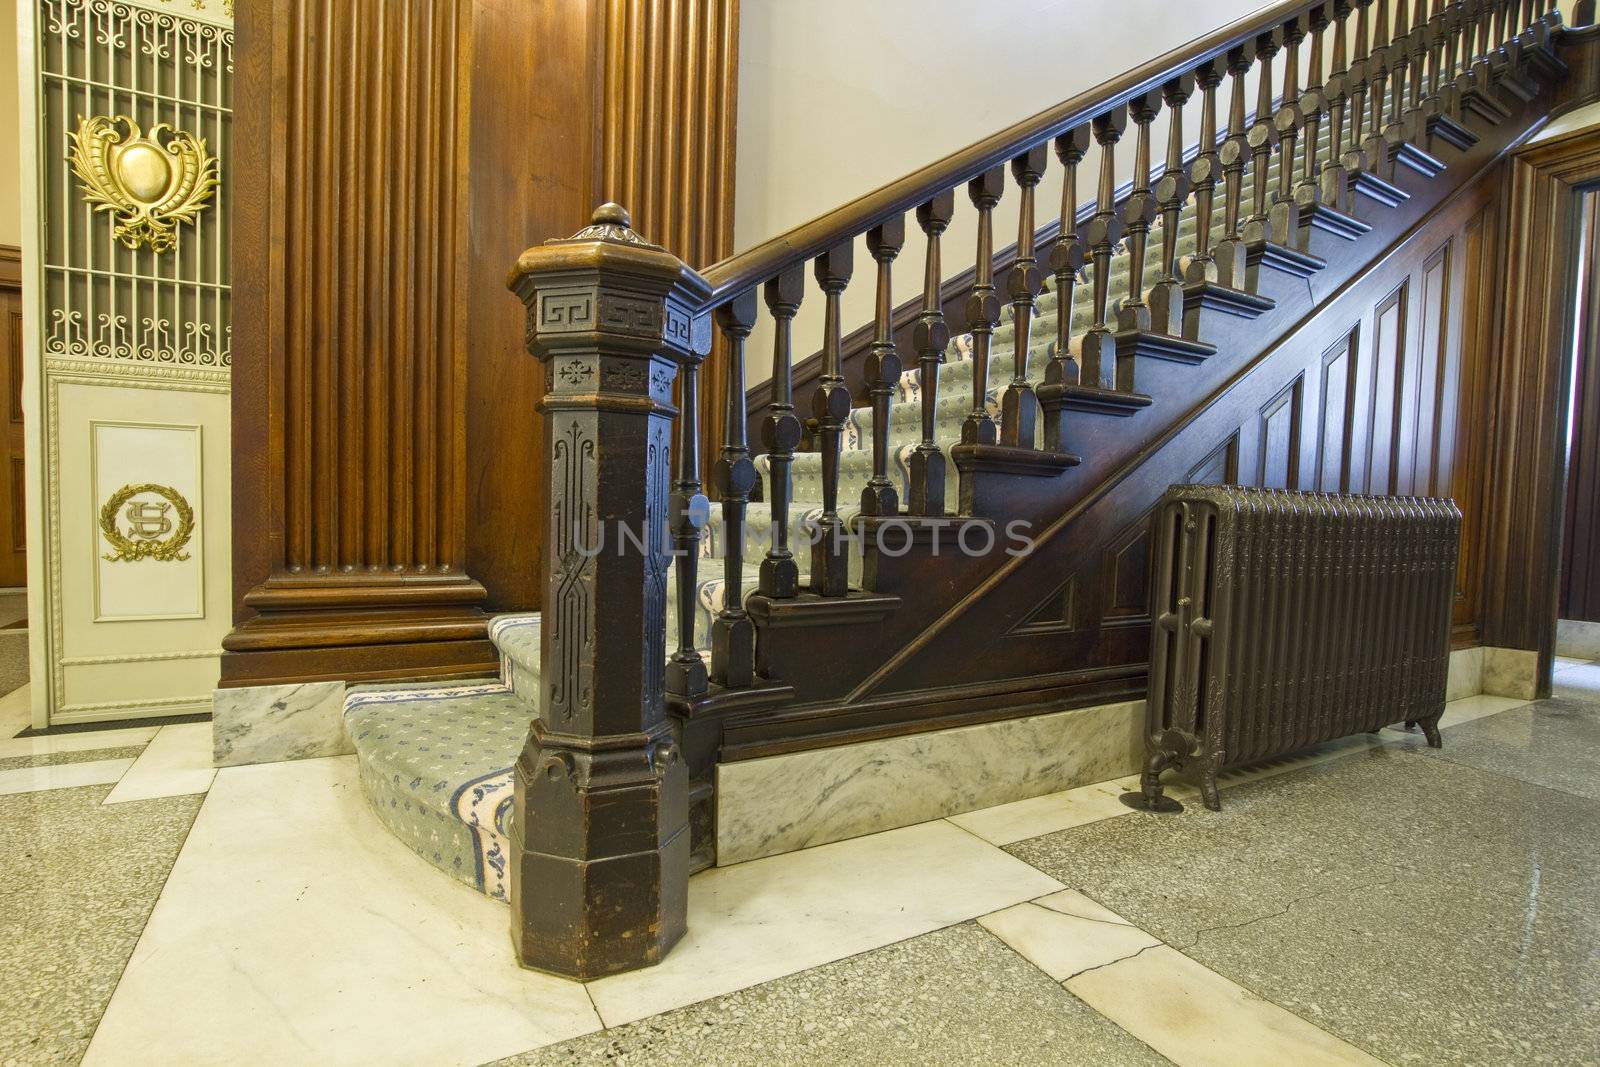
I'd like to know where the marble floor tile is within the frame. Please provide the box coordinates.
[0,744,148,773]
[977,891,1160,981]
[1065,945,1385,1067]
[494,922,1171,1067]
[1554,654,1590,670]
[0,723,160,759]
[0,681,29,735]
[102,722,217,804]
[1431,692,1530,727]
[945,780,1129,846]
[1416,697,1600,801]
[82,757,601,1067]
[1009,742,1600,1066]
[0,784,203,1066]
[0,757,134,796]
[586,819,1064,1028]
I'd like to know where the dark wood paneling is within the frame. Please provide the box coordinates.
[1317,329,1356,491]
[1479,127,1600,685]
[0,247,24,588]
[601,0,740,464]
[464,0,603,615]
[1562,194,1600,621]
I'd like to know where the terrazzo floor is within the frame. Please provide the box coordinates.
[2,658,1599,1066]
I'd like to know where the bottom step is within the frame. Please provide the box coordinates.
[344,680,523,901]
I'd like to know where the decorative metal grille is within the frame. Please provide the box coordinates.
[37,0,231,370]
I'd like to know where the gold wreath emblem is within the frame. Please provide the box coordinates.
[99,483,196,563]
[67,115,221,254]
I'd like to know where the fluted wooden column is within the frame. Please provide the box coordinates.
[228,0,739,686]
[600,0,741,463]
[227,0,491,686]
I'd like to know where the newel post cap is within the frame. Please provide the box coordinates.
[506,202,713,363]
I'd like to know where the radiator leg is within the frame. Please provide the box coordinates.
[1119,751,1185,813]
[1418,713,1444,749]
[1199,771,1222,813]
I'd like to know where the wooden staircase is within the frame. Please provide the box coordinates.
[353,0,1591,979]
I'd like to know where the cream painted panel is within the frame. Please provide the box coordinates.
[52,380,230,721]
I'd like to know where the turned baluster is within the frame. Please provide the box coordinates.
[909,193,954,516]
[1439,0,1463,119]
[1386,0,1412,146]
[1184,60,1227,289]
[758,266,804,598]
[862,216,904,515]
[1364,0,1393,178]
[1347,0,1374,178]
[1271,17,1307,246]
[1117,89,1163,334]
[1324,1,1357,213]
[1040,127,1089,452]
[711,292,759,687]
[1074,108,1127,390]
[962,167,1004,445]
[1422,0,1445,116]
[1150,73,1196,337]
[1410,0,1432,123]
[1215,43,1255,290]
[1001,146,1046,449]
[1243,29,1283,249]
[809,244,853,598]
[1296,4,1331,239]
[667,312,711,699]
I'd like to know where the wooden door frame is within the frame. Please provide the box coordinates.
[1478,121,1600,696]
[1559,194,1600,620]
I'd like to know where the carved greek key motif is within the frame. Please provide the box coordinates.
[539,290,595,332]
[597,295,661,336]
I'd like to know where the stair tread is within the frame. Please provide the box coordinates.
[344,681,526,900]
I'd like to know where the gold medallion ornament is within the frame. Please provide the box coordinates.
[99,483,196,563]
[67,116,221,254]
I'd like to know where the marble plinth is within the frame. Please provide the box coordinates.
[715,699,1144,866]
[1556,618,1600,661]
[1482,647,1539,701]
[212,681,350,768]
[1446,646,1485,702]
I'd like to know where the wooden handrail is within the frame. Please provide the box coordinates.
[698,0,1325,307]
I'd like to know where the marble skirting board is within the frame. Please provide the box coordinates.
[715,700,1145,867]
[1556,618,1600,661]
[716,646,1525,868]
[211,682,352,768]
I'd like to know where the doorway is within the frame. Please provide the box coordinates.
[1559,191,1600,631]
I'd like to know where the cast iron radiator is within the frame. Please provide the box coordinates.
[1138,486,1461,812]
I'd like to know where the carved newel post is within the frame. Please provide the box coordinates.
[505,203,709,979]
